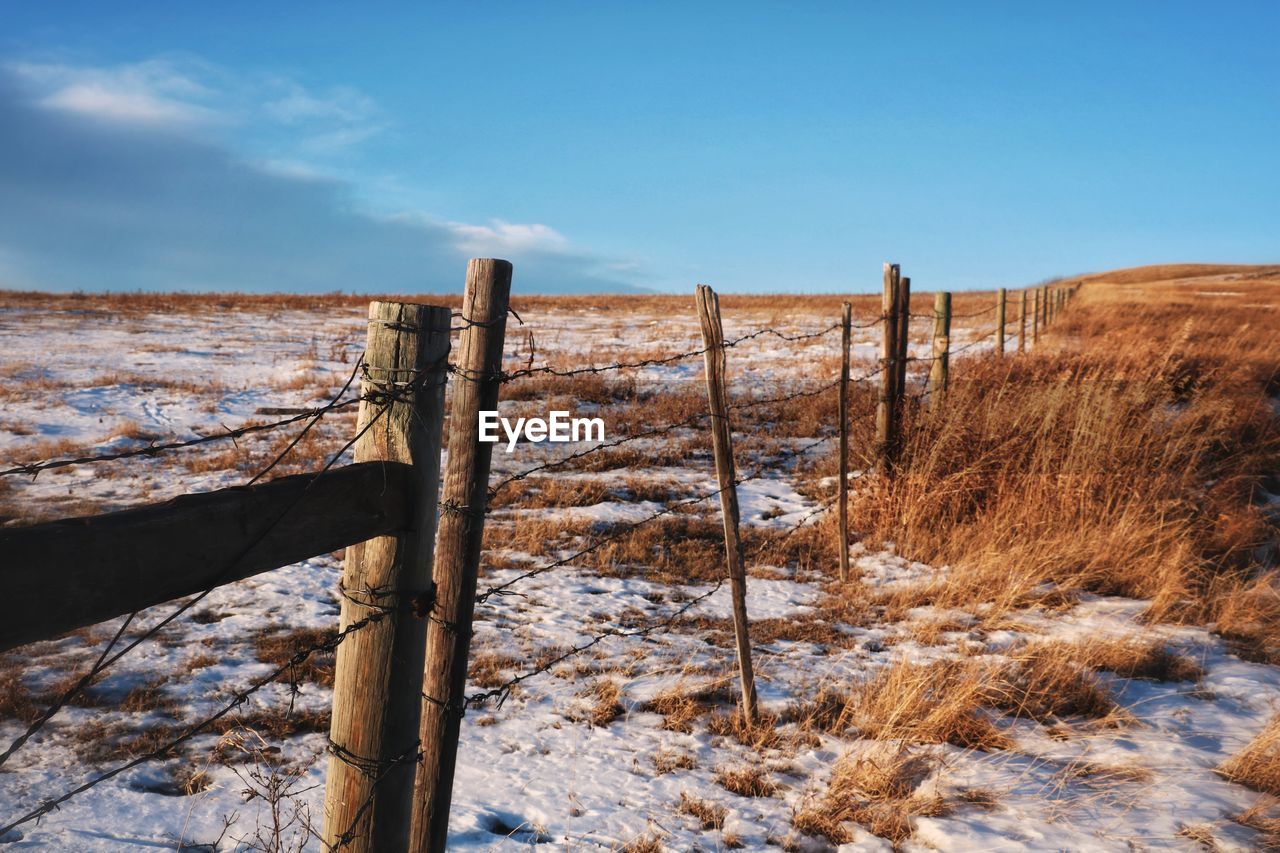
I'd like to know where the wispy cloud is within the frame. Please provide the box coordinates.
[0,64,647,294]
[448,220,572,255]
[9,58,222,126]
[6,57,386,155]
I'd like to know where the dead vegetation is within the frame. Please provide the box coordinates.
[793,744,948,846]
[1219,715,1280,795]
[714,764,777,798]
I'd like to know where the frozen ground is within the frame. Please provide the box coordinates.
[0,295,1275,851]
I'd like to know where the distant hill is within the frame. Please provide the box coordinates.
[1067,263,1280,286]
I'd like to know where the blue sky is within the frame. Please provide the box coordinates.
[0,2,1276,294]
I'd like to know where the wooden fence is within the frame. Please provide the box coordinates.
[0,261,1076,851]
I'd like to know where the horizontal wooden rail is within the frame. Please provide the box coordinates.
[0,461,413,652]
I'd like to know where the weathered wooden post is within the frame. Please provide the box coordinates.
[838,301,851,583]
[695,283,758,725]
[875,263,900,474]
[996,288,1007,356]
[323,302,451,852]
[928,291,951,409]
[1041,285,1050,328]
[1018,290,1027,353]
[412,259,512,853]
[1032,288,1041,345]
[894,275,911,413]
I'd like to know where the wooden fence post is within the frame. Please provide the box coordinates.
[838,301,851,583]
[1041,285,1050,328]
[894,276,911,415]
[323,302,451,852]
[1018,290,1027,353]
[411,259,513,853]
[928,291,951,408]
[996,288,1007,356]
[695,283,759,725]
[1032,288,1040,345]
[875,264,900,474]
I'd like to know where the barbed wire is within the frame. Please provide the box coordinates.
[0,395,363,480]
[465,578,727,709]
[0,609,388,840]
[488,322,843,384]
[477,425,849,606]
[0,297,1048,843]
[0,358,367,772]
[0,353,451,829]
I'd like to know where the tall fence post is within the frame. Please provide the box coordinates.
[323,302,451,852]
[894,276,911,416]
[412,259,513,853]
[695,283,759,725]
[837,301,851,583]
[996,288,1007,356]
[1018,290,1027,353]
[928,291,951,409]
[1032,288,1041,345]
[1040,285,1049,329]
[876,263,900,474]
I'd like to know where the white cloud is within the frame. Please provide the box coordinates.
[9,58,222,126]
[7,58,384,151]
[448,219,572,254]
[264,83,378,125]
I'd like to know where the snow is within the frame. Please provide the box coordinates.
[0,298,1277,850]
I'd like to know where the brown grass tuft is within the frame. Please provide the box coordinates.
[677,792,727,831]
[793,744,948,845]
[1219,715,1280,795]
[714,765,777,798]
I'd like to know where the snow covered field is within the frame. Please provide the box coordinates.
[1,289,1278,851]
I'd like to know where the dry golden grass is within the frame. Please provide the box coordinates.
[253,626,337,688]
[1037,636,1204,683]
[839,270,1280,655]
[651,747,697,775]
[577,678,624,727]
[1219,715,1280,795]
[793,744,948,846]
[0,663,39,723]
[677,792,727,831]
[617,832,665,853]
[834,659,1014,750]
[714,764,777,798]
[644,680,735,733]
[468,651,523,689]
[989,644,1120,722]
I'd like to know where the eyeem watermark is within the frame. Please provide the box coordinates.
[479,410,605,452]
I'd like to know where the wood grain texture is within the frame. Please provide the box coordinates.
[876,263,900,472]
[996,288,1007,356]
[0,462,413,653]
[411,259,512,853]
[323,302,450,853]
[838,301,851,583]
[1018,290,1028,353]
[929,291,951,410]
[1032,288,1041,345]
[696,283,758,725]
